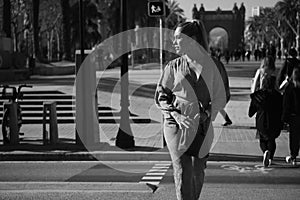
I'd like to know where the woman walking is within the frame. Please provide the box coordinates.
[282,66,300,166]
[155,20,226,200]
[249,56,283,167]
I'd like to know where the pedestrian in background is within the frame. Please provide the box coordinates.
[282,66,300,166]
[211,56,233,126]
[277,48,300,93]
[249,56,283,167]
[155,20,226,200]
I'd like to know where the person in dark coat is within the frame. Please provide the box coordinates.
[249,56,283,167]
[282,66,300,166]
[211,56,232,126]
[276,48,300,93]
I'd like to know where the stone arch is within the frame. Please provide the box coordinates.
[193,3,245,53]
[208,26,230,51]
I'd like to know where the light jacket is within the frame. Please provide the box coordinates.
[155,55,226,158]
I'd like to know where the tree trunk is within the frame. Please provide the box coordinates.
[12,25,17,51]
[47,32,49,61]
[61,0,71,61]
[56,29,60,60]
[3,0,11,38]
[32,0,40,61]
[50,29,54,61]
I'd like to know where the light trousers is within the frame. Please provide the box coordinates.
[164,121,208,200]
[172,154,207,200]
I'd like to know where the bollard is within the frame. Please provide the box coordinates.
[42,101,58,145]
[3,102,19,144]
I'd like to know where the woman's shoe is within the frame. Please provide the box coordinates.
[286,155,291,163]
[222,120,232,126]
[286,156,297,166]
[268,159,272,167]
[291,158,297,166]
[263,150,270,167]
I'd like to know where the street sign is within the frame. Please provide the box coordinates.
[148,1,165,17]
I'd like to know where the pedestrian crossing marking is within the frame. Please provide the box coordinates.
[139,162,171,186]
[154,163,171,166]
[152,166,170,169]
[142,176,163,180]
[146,172,165,176]
[149,169,168,172]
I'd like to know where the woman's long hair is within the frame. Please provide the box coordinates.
[260,56,276,90]
[292,67,300,88]
[176,20,209,51]
[260,55,275,71]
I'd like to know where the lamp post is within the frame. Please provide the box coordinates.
[296,12,300,57]
[79,0,84,64]
[115,0,135,148]
[75,0,85,145]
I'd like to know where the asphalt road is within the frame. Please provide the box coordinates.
[0,161,299,200]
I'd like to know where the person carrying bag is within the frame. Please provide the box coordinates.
[248,56,283,167]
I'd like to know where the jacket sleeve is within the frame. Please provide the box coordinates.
[276,60,288,89]
[155,63,178,118]
[248,97,257,118]
[251,69,260,93]
[282,83,293,123]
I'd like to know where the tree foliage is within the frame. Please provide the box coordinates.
[165,0,185,28]
[246,0,300,50]
[6,0,185,62]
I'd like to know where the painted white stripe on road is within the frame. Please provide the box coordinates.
[149,169,168,172]
[152,166,170,169]
[146,172,166,176]
[141,176,163,180]
[139,162,171,186]
[153,163,171,166]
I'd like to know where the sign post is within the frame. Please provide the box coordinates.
[116,0,135,148]
[148,1,166,147]
[148,0,165,72]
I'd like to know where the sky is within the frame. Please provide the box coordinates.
[176,0,280,20]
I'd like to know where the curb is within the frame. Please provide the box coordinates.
[33,64,75,76]
[0,151,170,161]
[0,151,285,162]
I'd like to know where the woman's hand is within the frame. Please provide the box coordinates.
[171,111,197,130]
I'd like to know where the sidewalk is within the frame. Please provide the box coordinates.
[0,60,291,162]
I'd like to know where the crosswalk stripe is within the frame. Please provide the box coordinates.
[152,166,170,169]
[146,172,165,176]
[141,176,163,180]
[149,169,168,172]
[154,163,171,166]
[139,162,171,186]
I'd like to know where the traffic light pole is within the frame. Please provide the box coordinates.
[76,0,85,145]
[297,12,300,57]
[159,17,163,72]
[116,0,135,148]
